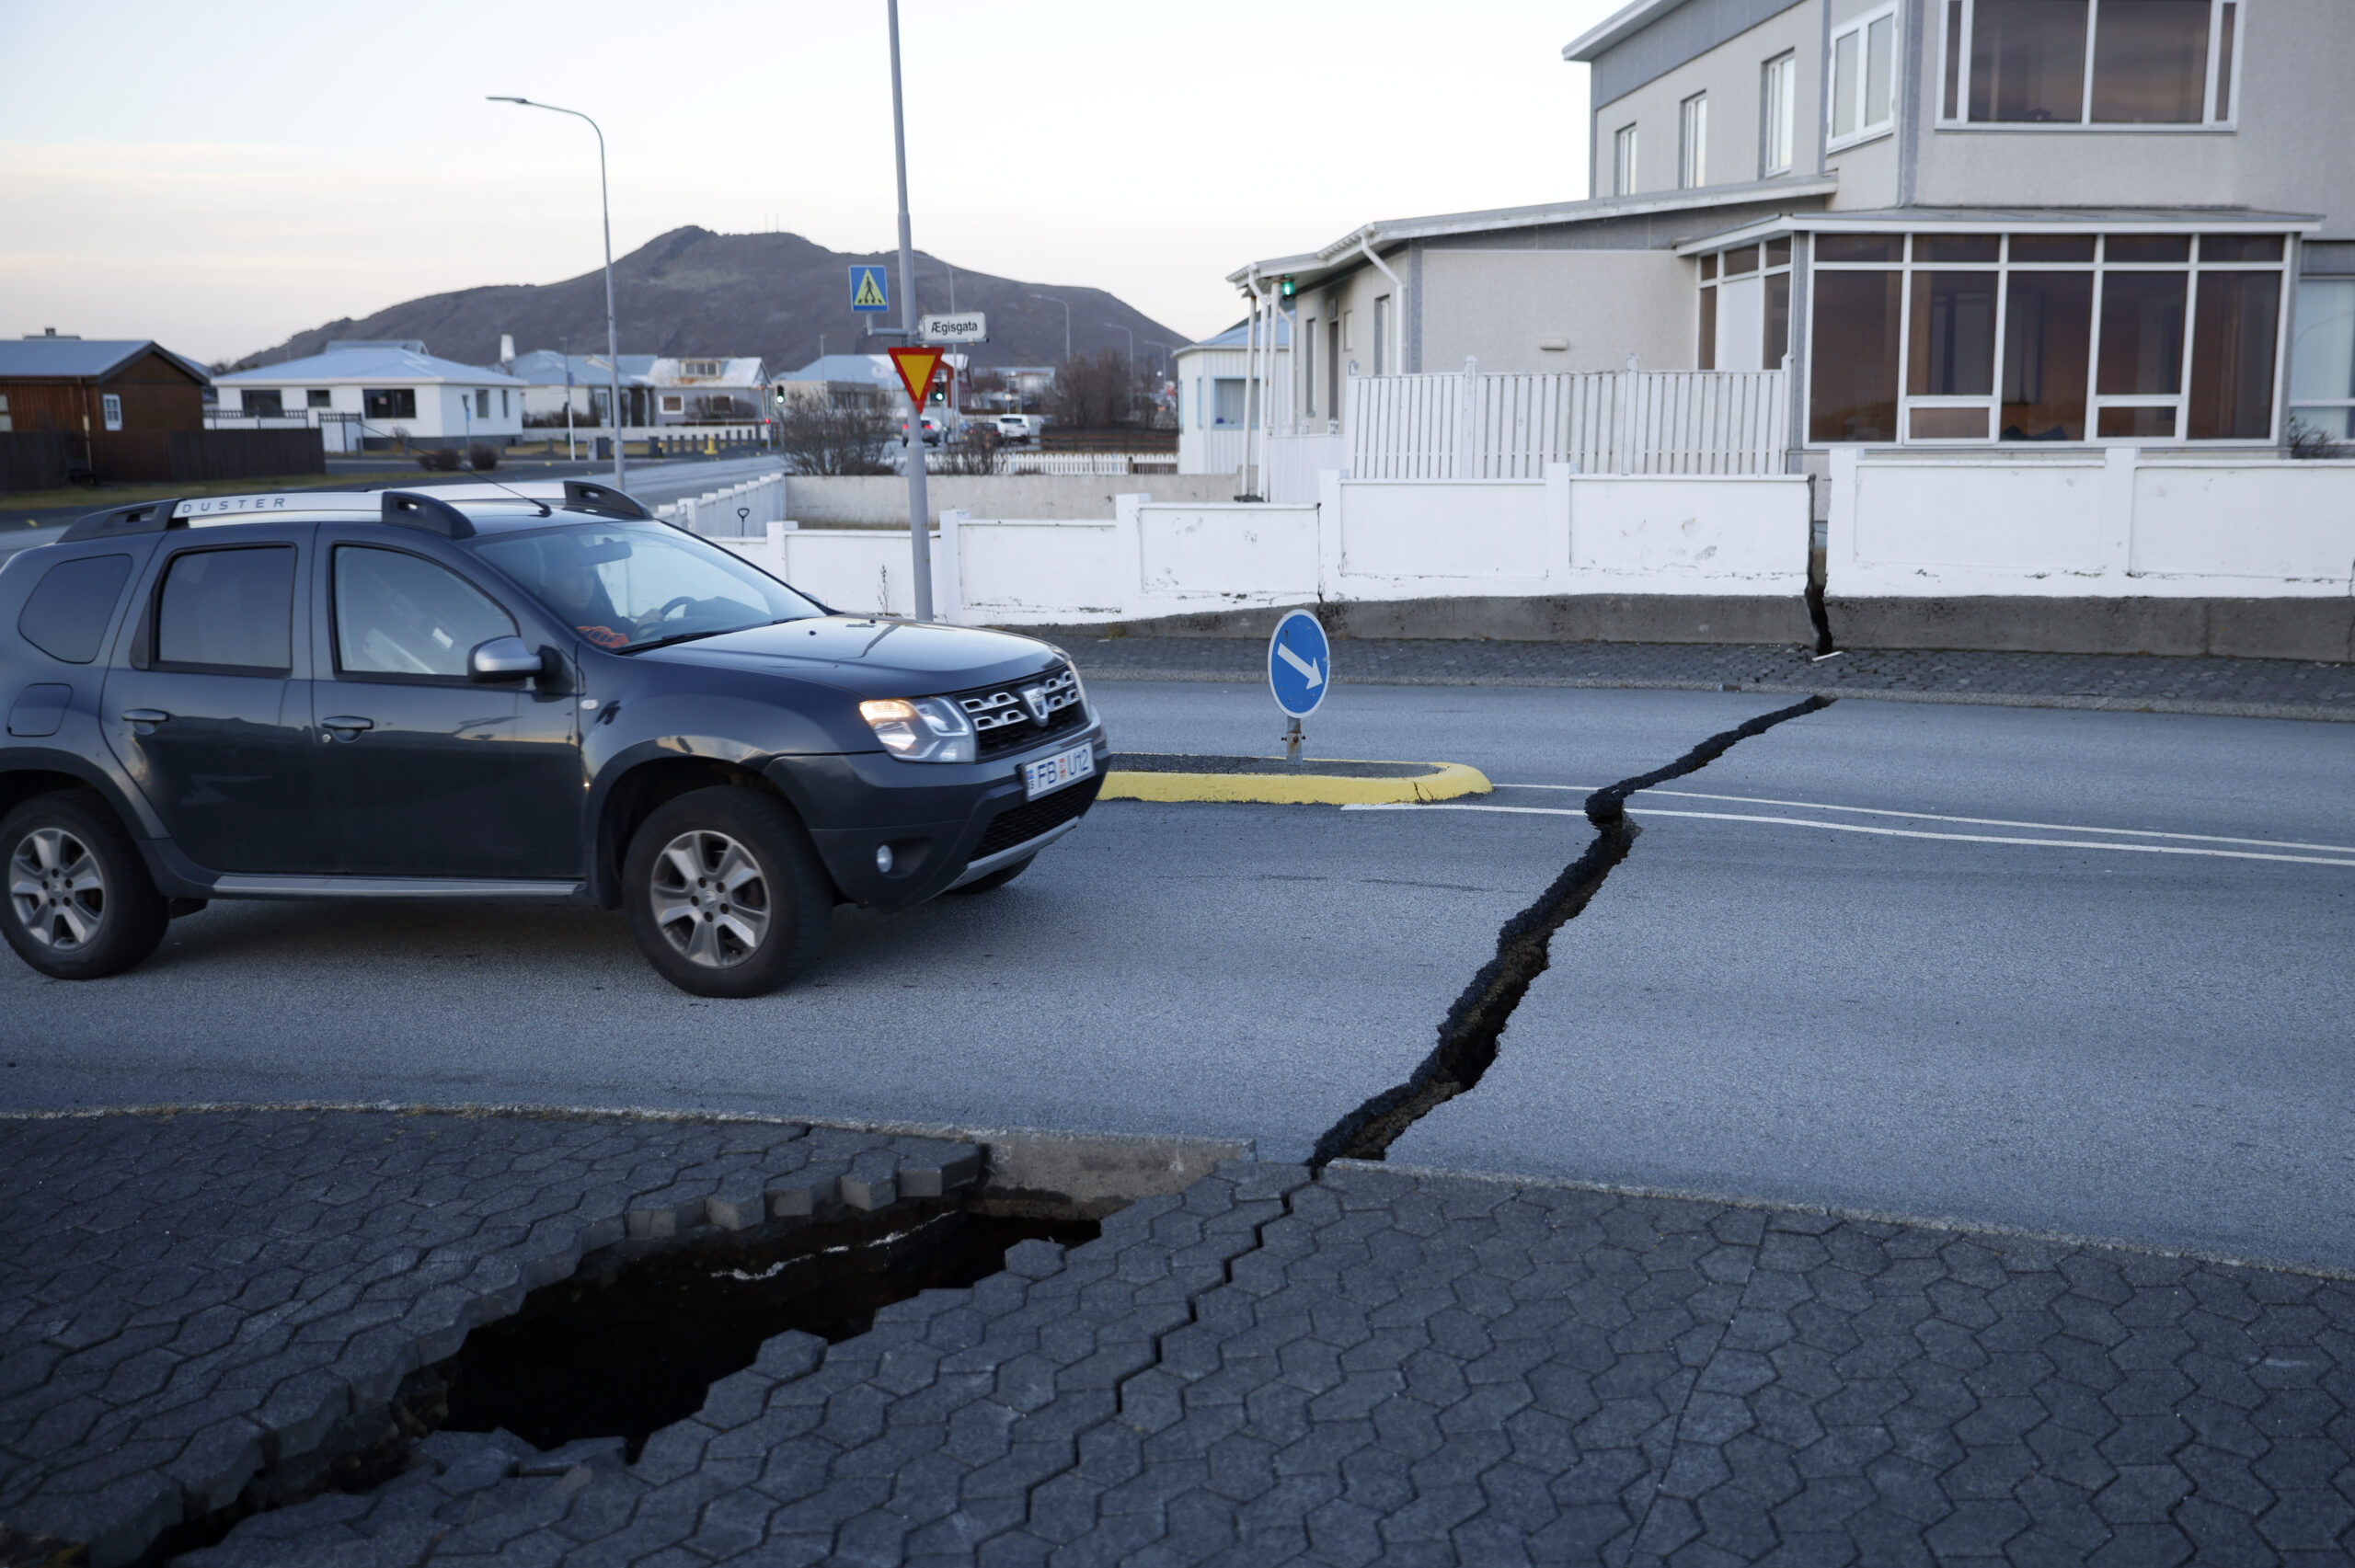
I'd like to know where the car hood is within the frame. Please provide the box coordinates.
[638,615,1064,694]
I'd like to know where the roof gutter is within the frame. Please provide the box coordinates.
[1350,232,1406,376]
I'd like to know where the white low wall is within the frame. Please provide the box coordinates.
[1829,448,2355,598]
[715,464,1810,626]
[656,472,787,537]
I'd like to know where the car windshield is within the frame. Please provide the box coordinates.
[469,520,822,651]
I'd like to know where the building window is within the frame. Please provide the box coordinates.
[1679,94,1708,188]
[306,389,332,408]
[1373,296,1390,375]
[1212,378,1247,427]
[100,394,123,431]
[1614,123,1639,196]
[363,388,417,420]
[1693,239,1795,372]
[500,389,510,417]
[2289,280,2355,443]
[1831,6,1898,146]
[682,361,721,378]
[1763,53,1798,174]
[661,395,684,414]
[1944,0,2240,125]
[1303,318,1317,418]
[1805,230,2289,443]
[241,389,284,418]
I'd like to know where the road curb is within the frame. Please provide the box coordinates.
[1100,754,1492,806]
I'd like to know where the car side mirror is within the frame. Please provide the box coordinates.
[468,635,546,681]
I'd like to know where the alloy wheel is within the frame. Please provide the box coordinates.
[8,827,107,952]
[647,830,771,968]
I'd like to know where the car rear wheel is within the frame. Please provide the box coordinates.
[0,791,169,980]
[948,853,1035,896]
[623,786,832,998]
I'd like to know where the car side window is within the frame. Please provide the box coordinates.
[334,545,515,680]
[155,546,295,672]
[17,554,132,664]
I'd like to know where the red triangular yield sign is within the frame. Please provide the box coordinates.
[888,346,944,406]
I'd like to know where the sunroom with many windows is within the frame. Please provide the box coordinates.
[1684,215,2307,445]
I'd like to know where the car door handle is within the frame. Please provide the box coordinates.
[320,715,374,741]
[120,709,170,733]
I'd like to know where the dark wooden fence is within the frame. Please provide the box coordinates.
[0,432,75,492]
[86,429,327,485]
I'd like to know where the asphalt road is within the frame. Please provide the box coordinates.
[4,681,2351,1273]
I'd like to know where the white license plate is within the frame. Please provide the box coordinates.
[1022,742,1095,800]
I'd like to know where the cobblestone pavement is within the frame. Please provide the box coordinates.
[0,1110,981,1567]
[1055,636,2355,722]
[15,1113,2355,1566]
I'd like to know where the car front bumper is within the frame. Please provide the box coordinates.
[772,721,1109,909]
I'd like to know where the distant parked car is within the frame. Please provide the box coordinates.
[994,415,1033,443]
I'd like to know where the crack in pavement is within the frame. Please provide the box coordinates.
[1308,695,1836,1168]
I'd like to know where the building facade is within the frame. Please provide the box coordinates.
[214,342,526,451]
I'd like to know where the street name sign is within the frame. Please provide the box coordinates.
[849,265,890,313]
[920,313,988,345]
[1268,609,1330,719]
[887,346,946,406]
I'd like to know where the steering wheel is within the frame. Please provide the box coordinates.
[633,595,699,635]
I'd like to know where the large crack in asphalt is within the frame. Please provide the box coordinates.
[1309,694,1837,1168]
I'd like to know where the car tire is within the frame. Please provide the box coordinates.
[948,854,1035,896]
[0,791,170,980]
[623,786,832,998]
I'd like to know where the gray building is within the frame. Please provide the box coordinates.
[1232,0,2355,456]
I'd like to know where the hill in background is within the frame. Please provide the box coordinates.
[243,226,1189,373]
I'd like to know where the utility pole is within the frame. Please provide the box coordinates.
[1102,321,1134,369]
[887,0,934,621]
[1031,293,1072,361]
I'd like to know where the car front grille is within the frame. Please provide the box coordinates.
[954,664,1088,759]
[973,772,1103,859]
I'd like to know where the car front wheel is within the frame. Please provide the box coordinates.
[623,786,833,998]
[0,791,169,980]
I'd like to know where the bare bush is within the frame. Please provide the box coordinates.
[2287,416,2348,461]
[1047,349,1155,429]
[933,424,1004,475]
[416,446,464,472]
[466,444,500,472]
[775,403,897,475]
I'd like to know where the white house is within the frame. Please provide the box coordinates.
[647,357,769,425]
[1174,316,1291,477]
[213,341,526,451]
[508,350,657,429]
[773,354,902,411]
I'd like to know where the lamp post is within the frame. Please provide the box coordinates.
[1031,293,1072,361]
[559,335,575,460]
[488,95,625,490]
[1101,321,1134,370]
[886,0,934,621]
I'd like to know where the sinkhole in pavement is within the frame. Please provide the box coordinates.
[433,1203,1100,1460]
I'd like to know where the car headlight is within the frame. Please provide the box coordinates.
[859,695,976,763]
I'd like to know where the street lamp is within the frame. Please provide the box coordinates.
[488,95,625,490]
[1101,321,1134,370]
[1031,293,1072,361]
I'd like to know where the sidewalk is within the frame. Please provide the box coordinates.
[1057,635,2355,724]
[8,1109,2355,1565]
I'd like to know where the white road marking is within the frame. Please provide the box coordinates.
[1341,802,2355,869]
[1488,783,2355,859]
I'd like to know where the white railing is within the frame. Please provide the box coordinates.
[1350,368,1788,478]
[1262,433,1348,504]
[994,452,1178,475]
[655,471,787,537]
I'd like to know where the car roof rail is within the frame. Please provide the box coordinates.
[563,480,650,520]
[381,490,477,538]
[58,498,183,544]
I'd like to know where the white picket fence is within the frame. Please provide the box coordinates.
[1350,368,1788,478]
[656,472,787,537]
[994,452,1178,476]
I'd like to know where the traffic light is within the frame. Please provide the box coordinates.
[1279,275,1296,300]
[929,366,952,406]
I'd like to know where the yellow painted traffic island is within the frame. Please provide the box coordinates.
[1100,752,1492,807]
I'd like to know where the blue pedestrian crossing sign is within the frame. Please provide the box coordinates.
[848,265,890,314]
[1268,609,1330,719]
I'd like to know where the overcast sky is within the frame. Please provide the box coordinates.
[0,1,1623,361]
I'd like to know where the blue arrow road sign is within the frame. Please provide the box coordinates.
[849,265,890,313]
[1268,609,1330,719]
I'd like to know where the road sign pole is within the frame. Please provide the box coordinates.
[1267,609,1330,765]
[887,0,935,622]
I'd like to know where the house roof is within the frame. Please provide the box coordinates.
[649,356,768,386]
[1225,176,1841,292]
[1561,0,1686,62]
[780,354,899,385]
[0,338,211,383]
[216,346,525,387]
[507,349,659,387]
[1678,204,2327,252]
[1178,317,1293,355]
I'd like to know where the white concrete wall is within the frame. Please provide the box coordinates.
[717,470,1813,626]
[782,473,1241,527]
[1827,447,2355,595]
